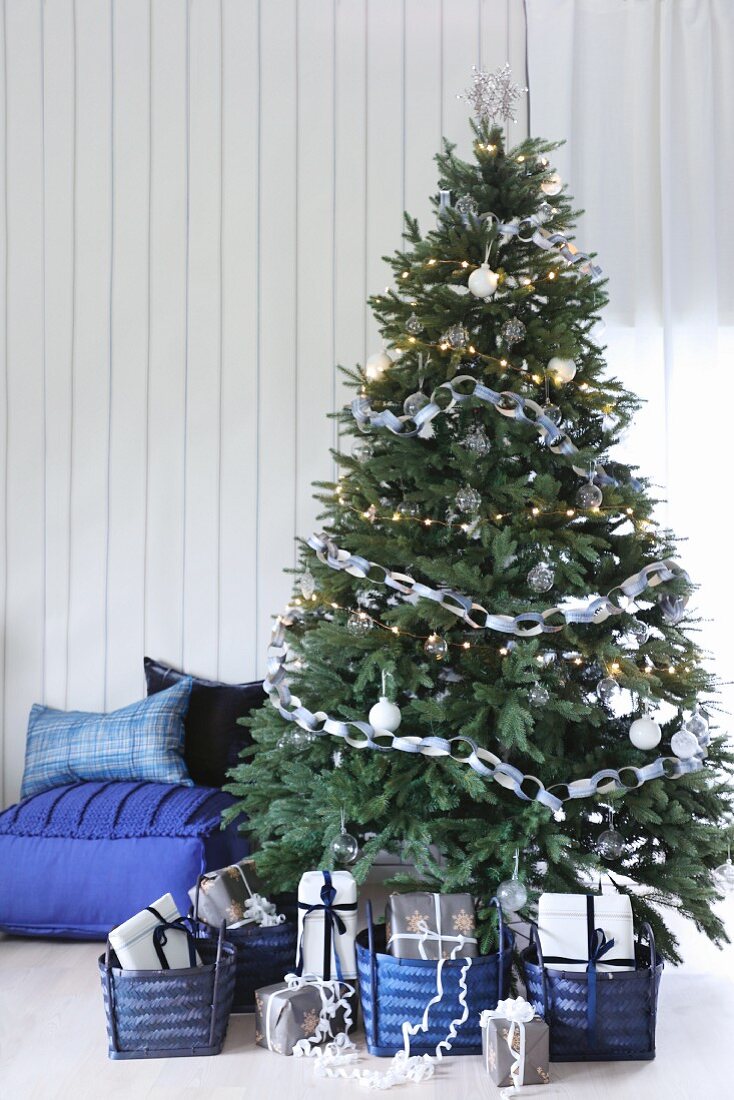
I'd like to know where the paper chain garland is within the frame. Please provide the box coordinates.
[353,376,639,492]
[487,211,603,283]
[307,532,689,637]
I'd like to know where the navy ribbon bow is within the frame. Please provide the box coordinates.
[147,907,198,970]
[297,870,356,982]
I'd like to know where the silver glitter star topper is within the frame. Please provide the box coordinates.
[459,63,527,125]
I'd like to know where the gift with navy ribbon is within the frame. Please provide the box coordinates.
[297,870,359,981]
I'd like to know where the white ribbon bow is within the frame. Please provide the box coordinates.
[229,892,286,929]
[479,997,537,1091]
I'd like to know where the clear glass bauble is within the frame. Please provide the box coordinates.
[540,171,563,196]
[596,677,619,703]
[446,323,469,349]
[685,706,709,740]
[405,312,423,335]
[536,201,555,222]
[629,715,662,750]
[529,684,550,706]
[290,728,317,749]
[455,193,479,217]
[597,829,625,860]
[404,391,429,418]
[347,610,373,636]
[463,425,492,456]
[714,859,734,895]
[277,729,297,750]
[500,318,527,347]
[455,485,482,514]
[576,481,603,509]
[299,569,316,600]
[396,499,420,519]
[541,404,563,426]
[496,878,528,912]
[527,562,555,593]
[671,729,700,760]
[627,617,649,644]
[424,633,448,660]
[352,440,373,462]
[330,831,360,864]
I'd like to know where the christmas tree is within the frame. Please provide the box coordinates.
[226,66,733,961]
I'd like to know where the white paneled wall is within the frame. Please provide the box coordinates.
[0,0,527,804]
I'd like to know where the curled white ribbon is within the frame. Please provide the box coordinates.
[401,925,473,1061]
[480,996,537,1090]
[277,972,355,1057]
[229,892,286,929]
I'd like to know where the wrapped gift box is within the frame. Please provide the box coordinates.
[109,892,200,970]
[254,976,353,1056]
[297,870,358,980]
[386,891,478,959]
[481,999,550,1088]
[189,857,280,928]
[538,892,635,974]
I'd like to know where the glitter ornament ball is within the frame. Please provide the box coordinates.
[463,425,492,456]
[629,715,662,750]
[537,201,555,221]
[455,485,482,513]
[424,633,448,660]
[347,610,373,636]
[597,829,625,860]
[396,499,420,519]
[368,696,402,732]
[496,878,528,912]
[628,617,649,644]
[299,569,316,600]
[405,312,423,335]
[685,706,709,740]
[576,481,603,509]
[352,440,373,462]
[714,859,734,895]
[455,193,479,218]
[501,318,527,347]
[542,404,563,426]
[529,684,550,706]
[541,171,563,196]
[548,356,577,383]
[527,562,555,593]
[330,831,359,864]
[365,350,392,380]
[404,391,429,418]
[596,677,619,703]
[468,263,499,298]
[671,729,699,760]
[446,323,469,349]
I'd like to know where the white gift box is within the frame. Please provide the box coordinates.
[297,870,358,980]
[109,892,200,971]
[537,892,635,974]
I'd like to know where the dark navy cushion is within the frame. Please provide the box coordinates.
[0,781,249,940]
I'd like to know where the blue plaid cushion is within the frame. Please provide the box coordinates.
[20,679,194,799]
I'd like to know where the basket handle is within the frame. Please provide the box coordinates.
[528,921,551,1020]
[193,874,205,922]
[488,896,508,999]
[208,921,227,1049]
[103,938,120,1055]
[366,899,379,1048]
[640,921,658,1051]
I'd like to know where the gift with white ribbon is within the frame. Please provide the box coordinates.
[189,858,286,929]
[480,997,550,1089]
[386,891,478,959]
[255,971,354,1056]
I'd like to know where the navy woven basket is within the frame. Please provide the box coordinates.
[522,921,663,1062]
[99,920,236,1060]
[192,881,298,1012]
[356,896,513,1057]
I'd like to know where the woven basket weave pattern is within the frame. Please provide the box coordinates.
[196,919,297,1012]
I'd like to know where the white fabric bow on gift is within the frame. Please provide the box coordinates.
[480,997,537,1091]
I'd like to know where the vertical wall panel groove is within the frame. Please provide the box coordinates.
[0,0,528,802]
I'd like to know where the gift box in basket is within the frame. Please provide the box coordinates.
[386,891,478,959]
[99,903,236,1059]
[357,896,513,1057]
[255,972,355,1055]
[190,861,298,1013]
[480,997,550,1088]
[297,869,358,980]
[522,892,663,1062]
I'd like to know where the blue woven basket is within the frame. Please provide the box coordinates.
[522,922,662,1062]
[356,896,513,1057]
[192,882,298,1013]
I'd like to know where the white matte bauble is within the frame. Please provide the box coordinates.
[629,716,662,751]
[548,356,577,383]
[468,263,499,298]
[368,695,402,733]
[365,350,392,381]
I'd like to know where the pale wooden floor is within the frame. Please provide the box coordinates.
[1,912,733,1100]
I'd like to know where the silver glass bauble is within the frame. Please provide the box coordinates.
[541,404,563,426]
[596,677,619,703]
[455,193,479,218]
[404,390,429,417]
[405,312,423,335]
[671,729,699,760]
[597,828,625,860]
[536,201,555,222]
[496,878,528,912]
[330,831,359,864]
[396,499,420,519]
[455,485,482,514]
[347,610,373,636]
[299,569,316,600]
[685,706,709,740]
[527,562,555,593]
[424,633,448,660]
[529,684,550,706]
[446,323,469,349]
[500,318,527,347]
[576,481,603,509]
[463,425,492,457]
[627,617,649,644]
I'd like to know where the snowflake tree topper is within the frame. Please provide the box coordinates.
[460,63,527,125]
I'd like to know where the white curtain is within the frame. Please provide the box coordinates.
[526,0,734,710]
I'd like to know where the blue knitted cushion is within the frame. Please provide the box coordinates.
[20,679,193,799]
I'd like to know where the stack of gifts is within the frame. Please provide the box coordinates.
[480,997,550,1088]
[189,858,285,930]
[386,890,478,959]
[254,972,354,1056]
[296,869,358,980]
[108,892,200,970]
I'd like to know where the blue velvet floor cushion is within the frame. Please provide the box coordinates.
[0,781,248,939]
